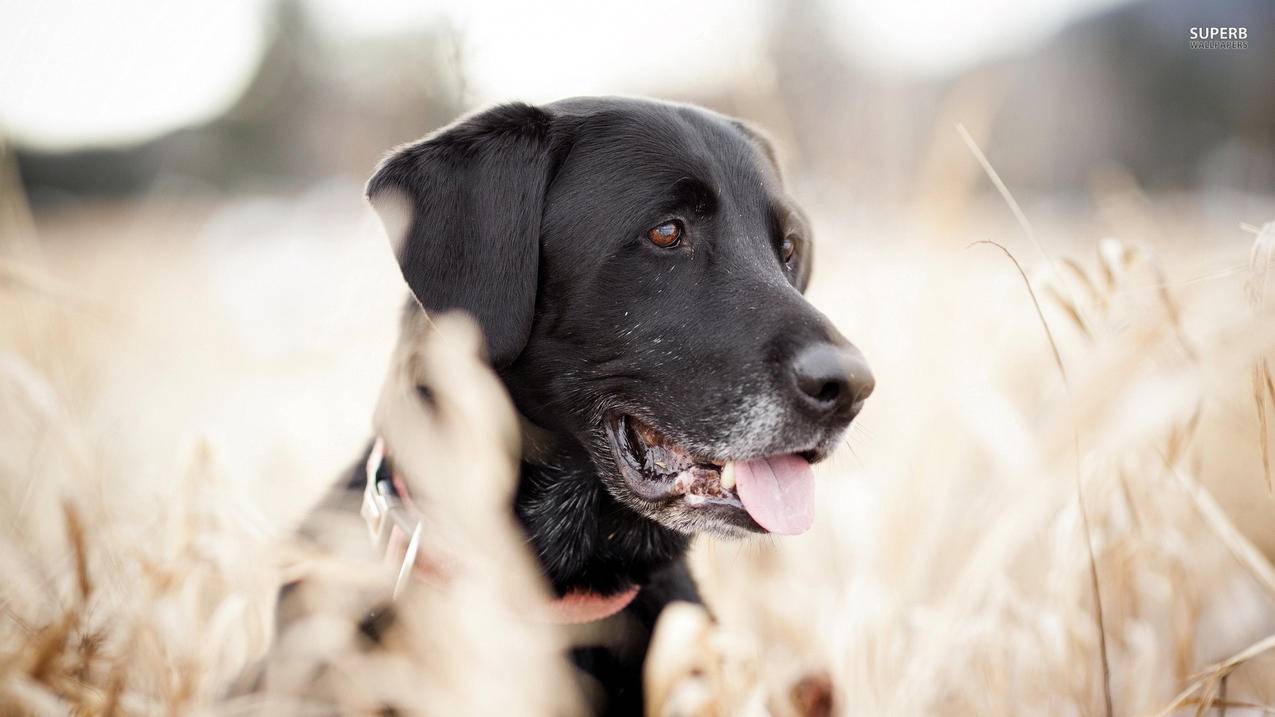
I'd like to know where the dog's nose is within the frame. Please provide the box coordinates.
[790,343,875,418]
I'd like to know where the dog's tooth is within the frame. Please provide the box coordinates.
[719,462,736,490]
[655,461,667,470]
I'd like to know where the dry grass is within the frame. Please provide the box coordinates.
[1,178,1274,715]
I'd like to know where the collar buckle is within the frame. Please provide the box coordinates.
[360,438,424,598]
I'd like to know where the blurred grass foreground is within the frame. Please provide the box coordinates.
[2,157,1275,714]
[2,0,1275,714]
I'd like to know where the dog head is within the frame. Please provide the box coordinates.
[367,97,873,539]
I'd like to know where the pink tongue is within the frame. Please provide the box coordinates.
[730,454,816,535]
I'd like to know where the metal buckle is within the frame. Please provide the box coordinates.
[359,438,424,599]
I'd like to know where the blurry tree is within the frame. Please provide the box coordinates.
[15,0,466,206]
[977,0,1273,194]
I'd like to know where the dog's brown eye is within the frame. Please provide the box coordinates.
[781,237,797,263]
[648,221,682,248]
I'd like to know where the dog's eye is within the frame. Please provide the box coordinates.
[647,221,683,248]
[781,236,797,263]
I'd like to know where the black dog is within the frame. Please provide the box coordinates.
[355,96,873,713]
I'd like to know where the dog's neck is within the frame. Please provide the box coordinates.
[385,305,690,599]
[513,412,691,597]
[517,413,565,466]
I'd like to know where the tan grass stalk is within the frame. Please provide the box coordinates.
[1150,632,1275,717]
[971,239,1114,717]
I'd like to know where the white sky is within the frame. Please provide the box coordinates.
[0,0,1127,150]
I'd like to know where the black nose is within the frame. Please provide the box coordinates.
[790,343,875,418]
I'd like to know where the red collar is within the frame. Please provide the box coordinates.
[359,438,638,623]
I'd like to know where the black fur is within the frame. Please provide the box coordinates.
[514,444,691,597]
[361,97,873,715]
[367,103,565,367]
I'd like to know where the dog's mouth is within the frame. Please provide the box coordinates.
[604,414,817,535]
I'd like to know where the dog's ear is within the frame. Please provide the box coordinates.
[366,103,561,368]
[731,120,815,291]
[730,119,782,178]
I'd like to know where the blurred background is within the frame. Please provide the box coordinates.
[3,1,1275,715]
[3,0,1272,224]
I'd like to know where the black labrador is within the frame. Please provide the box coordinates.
[351,96,873,714]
